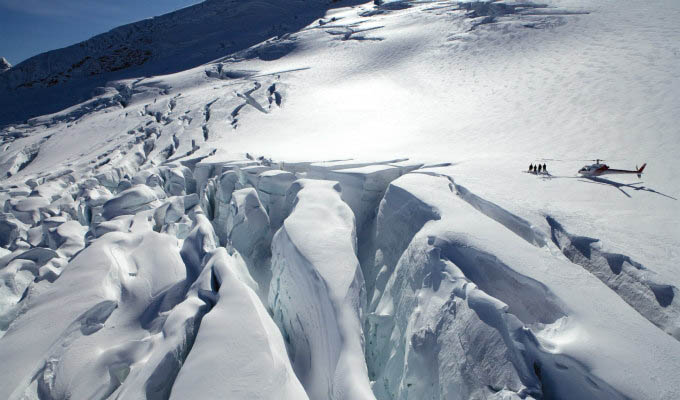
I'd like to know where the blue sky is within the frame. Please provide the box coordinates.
[0,0,202,65]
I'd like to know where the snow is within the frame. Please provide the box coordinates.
[1,0,679,398]
[0,57,10,72]
[102,184,161,219]
[0,230,186,399]
[366,172,679,399]
[269,179,373,400]
[170,248,307,400]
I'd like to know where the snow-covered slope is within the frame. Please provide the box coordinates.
[1,0,679,399]
[0,57,10,73]
[0,0,365,125]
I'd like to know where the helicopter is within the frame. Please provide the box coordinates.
[578,159,646,178]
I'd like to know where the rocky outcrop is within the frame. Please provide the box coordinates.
[0,57,10,73]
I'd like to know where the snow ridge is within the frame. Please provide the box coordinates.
[1,0,680,398]
[547,216,680,341]
[1,144,676,399]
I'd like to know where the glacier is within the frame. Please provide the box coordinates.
[1,0,679,399]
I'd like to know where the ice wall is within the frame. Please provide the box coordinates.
[1,150,678,400]
[269,179,374,400]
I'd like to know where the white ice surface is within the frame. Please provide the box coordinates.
[1,0,679,398]
[269,179,374,400]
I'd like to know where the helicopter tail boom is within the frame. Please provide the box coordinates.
[603,163,646,177]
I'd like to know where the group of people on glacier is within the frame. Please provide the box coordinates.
[529,163,547,174]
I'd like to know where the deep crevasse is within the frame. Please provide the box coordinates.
[0,151,679,400]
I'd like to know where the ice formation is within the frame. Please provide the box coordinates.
[1,0,679,399]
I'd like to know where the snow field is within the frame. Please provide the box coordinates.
[2,148,678,399]
[0,0,679,398]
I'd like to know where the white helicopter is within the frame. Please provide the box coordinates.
[578,159,646,178]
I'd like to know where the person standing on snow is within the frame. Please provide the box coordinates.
[529,163,534,172]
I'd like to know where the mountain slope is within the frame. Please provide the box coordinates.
[0,0,679,399]
[0,0,365,125]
